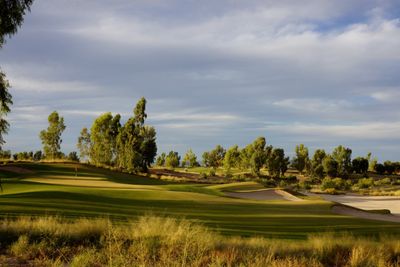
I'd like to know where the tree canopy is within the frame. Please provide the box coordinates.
[39,111,66,160]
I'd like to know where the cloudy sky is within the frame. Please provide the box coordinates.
[1,0,400,161]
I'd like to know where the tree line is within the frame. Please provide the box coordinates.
[156,141,400,179]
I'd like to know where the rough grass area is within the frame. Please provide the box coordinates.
[0,163,399,239]
[0,216,399,267]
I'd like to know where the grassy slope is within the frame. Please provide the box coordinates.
[0,163,399,239]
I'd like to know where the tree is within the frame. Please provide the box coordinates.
[39,111,66,160]
[374,163,385,175]
[134,97,147,126]
[68,151,79,162]
[322,155,338,178]
[77,127,91,162]
[0,0,34,149]
[267,148,289,178]
[182,149,199,168]
[332,145,352,178]
[384,161,395,175]
[203,145,225,168]
[223,145,241,174]
[116,117,141,172]
[0,73,12,148]
[292,144,309,174]
[165,151,180,169]
[156,152,166,167]
[33,150,42,161]
[139,125,157,171]
[310,149,326,179]
[90,113,120,165]
[352,157,369,176]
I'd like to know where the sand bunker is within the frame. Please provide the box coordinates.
[307,193,400,215]
[225,189,303,201]
[0,166,34,174]
[332,205,400,223]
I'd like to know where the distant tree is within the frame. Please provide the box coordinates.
[368,155,378,172]
[165,151,180,169]
[384,161,395,175]
[267,148,289,178]
[332,145,352,178]
[0,149,11,160]
[292,144,309,175]
[116,117,141,172]
[223,145,241,174]
[182,149,199,168]
[156,152,166,167]
[90,112,120,165]
[39,111,66,160]
[77,127,91,162]
[250,137,272,176]
[33,150,42,161]
[134,97,147,126]
[139,125,157,171]
[322,155,338,178]
[68,151,79,162]
[310,149,326,179]
[203,145,225,168]
[374,163,385,175]
[116,98,157,172]
[352,157,369,176]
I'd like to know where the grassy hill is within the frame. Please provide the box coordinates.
[0,162,399,239]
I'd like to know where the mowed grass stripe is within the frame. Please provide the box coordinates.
[0,162,399,239]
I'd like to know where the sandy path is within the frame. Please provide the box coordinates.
[225,189,303,201]
[332,205,400,223]
[307,193,400,215]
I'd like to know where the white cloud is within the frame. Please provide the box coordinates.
[265,122,400,140]
[370,89,400,102]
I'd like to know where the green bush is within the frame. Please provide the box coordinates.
[321,177,348,191]
[356,178,374,189]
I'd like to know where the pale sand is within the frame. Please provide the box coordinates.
[307,193,400,215]
[225,189,304,201]
[332,205,400,223]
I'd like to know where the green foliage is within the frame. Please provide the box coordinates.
[13,151,33,161]
[77,127,91,161]
[33,150,42,161]
[0,149,11,160]
[39,111,66,160]
[321,177,350,191]
[292,144,309,174]
[90,112,120,165]
[182,149,199,168]
[356,178,374,189]
[352,157,369,176]
[384,161,395,175]
[165,151,180,169]
[374,163,385,175]
[310,149,326,179]
[0,72,13,147]
[0,0,34,46]
[223,145,240,173]
[202,145,225,168]
[155,152,166,167]
[267,148,289,178]
[68,151,79,162]
[332,145,352,178]
[322,155,338,178]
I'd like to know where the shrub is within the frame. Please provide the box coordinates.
[356,178,374,189]
[199,172,208,179]
[208,168,216,177]
[321,177,347,191]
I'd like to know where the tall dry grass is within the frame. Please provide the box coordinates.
[0,215,399,266]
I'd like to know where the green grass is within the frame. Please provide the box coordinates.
[0,162,399,239]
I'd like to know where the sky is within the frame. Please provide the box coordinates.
[1,0,400,161]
